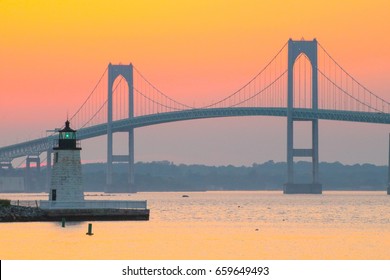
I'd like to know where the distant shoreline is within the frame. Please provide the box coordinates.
[1,161,388,193]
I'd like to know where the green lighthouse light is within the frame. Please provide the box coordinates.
[55,120,80,150]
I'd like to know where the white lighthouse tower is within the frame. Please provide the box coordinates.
[40,120,149,220]
[49,120,84,202]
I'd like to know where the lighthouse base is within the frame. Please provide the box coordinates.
[44,208,149,221]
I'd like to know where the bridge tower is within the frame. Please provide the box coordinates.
[106,63,136,193]
[284,39,322,194]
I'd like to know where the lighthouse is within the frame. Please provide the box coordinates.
[49,120,84,202]
[40,119,149,220]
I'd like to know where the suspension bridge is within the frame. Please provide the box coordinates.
[1,39,390,194]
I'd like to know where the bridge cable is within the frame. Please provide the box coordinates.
[318,42,390,111]
[133,66,194,109]
[78,76,124,129]
[69,66,108,122]
[232,70,288,107]
[317,68,382,113]
[201,41,288,109]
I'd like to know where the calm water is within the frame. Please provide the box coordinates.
[0,191,390,259]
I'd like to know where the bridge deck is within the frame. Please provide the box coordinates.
[1,107,390,160]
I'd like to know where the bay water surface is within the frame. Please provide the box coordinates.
[1,191,389,259]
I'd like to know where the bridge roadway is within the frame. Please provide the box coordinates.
[1,107,390,161]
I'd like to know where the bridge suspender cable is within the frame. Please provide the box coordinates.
[318,42,390,113]
[69,66,108,123]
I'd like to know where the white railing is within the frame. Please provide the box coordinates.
[11,200,40,207]
[39,200,147,210]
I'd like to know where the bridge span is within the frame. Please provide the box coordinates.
[1,39,390,194]
[2,107,390,161]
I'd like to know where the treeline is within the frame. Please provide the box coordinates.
[82,160,388,192]
[3,160,386,192]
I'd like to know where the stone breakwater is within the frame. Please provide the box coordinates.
[0,205,150,222]
[0,205,47,222]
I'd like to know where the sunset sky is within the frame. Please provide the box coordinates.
[1,0,390,166]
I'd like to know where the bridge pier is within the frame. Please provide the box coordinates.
[128,128,136,193]
[25,155,41,192]
[284,183,322,194]
[106,63,136,193]
[46,150,52,192]
[388,133,390,195]
[284,39,322,194]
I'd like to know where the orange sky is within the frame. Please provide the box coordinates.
[1,0,390,165]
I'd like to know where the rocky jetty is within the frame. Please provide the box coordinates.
[0,205,47,222]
